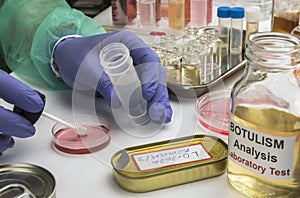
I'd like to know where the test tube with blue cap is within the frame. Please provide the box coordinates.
[218,6,231,72]
[100,42,150,125]
[230,7,245,54]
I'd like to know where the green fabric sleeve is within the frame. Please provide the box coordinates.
[0,0,106,89]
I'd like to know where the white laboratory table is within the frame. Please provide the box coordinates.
[0,70,246,198]
[0,5,260,198]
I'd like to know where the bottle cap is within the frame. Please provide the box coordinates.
[246,6,260,22]
[217,6,231,18]
[230,7,245,19]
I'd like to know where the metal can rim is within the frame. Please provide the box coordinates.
[0,163,56,198]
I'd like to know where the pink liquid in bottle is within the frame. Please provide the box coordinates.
[53,125,110,154]
[190,0,207,28]
[139,0,156,26]
[206,0,212,25]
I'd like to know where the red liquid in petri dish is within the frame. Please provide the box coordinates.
[198,97,230,135]
[53,125,110,154]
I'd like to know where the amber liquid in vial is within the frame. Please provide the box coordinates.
[181,64,201,86]
[228,105,300,197]
[166,65,180,84]
[245,21,258,44]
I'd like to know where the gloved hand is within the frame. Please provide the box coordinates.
[53,30,172,123]
[0,70,45,154]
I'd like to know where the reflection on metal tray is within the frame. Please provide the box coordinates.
[168,59,246,98]
[159,26,246,98]
[103,25,246,98]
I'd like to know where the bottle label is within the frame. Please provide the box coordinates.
[228,119,296,179]
[132,144,212,171]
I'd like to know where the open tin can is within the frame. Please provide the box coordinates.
[111,135,228,192]
[0,163,56,198]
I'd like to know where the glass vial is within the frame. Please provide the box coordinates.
[139,0,156,26]
[168,0,185,30]
[181,51,202,86]
[229,7,244,54]
[272,0,300,34]
[245,6,260,44]
[190,0,207,28]
[164,47,181,84]
[228,32,300,198]
[217,6,231,72]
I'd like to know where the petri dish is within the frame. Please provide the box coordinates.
[195,89,231,136]
[52,115,111,154]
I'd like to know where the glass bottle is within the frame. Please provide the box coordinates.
[272,0,300,34]
[168,0,185,30]
[190,0,207,28]
[139,0,156,26]
[228,32,300,198]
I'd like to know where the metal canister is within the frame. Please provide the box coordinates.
[111,135,228,192]
[0,163,56,198]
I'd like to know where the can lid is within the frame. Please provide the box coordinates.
[0,163,56,198]
[246,6,260,22]
[195,89,231,136]
[217,6,231,18]
[230,7,245,19]
[112,135,228,175]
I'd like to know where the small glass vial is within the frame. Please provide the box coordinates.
[164,47,181,84]
[217,6,231,72]
[229,7,244,54]
[228,32,300,197]
[245,6,260,44]
[205,29,222,80]
[181,51,202,86]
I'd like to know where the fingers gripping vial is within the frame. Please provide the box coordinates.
[100,42,150,125]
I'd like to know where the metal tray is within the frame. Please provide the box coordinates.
[168,59,246,98]
[103,25,246,98]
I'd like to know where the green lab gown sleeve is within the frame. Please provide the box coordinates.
[0,0,106,89]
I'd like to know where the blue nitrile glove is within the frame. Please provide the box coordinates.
[0,70,45,154]
[52,30,172,123]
